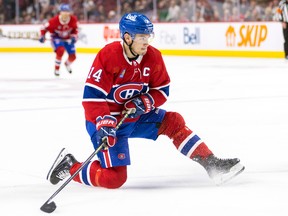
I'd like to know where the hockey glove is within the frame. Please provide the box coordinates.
[96,115,117,147]
[70,36,77,44]
[39,35,45,43]
[124,94,153,119]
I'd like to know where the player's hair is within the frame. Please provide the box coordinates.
[119,12,154,40]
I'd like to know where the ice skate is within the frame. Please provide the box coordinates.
[54,69,60,76]
[46,148,78,185]
[64,61,72,74]
[192,154,245,185]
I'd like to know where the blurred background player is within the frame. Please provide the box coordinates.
[39,4,78,76]
[46,12,245,189]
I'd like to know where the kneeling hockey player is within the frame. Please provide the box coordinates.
[46,12,245,189]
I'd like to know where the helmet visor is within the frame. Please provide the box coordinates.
[133,33,155,44]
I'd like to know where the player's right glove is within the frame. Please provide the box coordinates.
[96,115,117,148]
[123,94,153,119]
[39,35,45,43]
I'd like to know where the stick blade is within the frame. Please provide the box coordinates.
[40,201,57,213]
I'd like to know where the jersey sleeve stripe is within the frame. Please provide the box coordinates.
[158,89,169,99]
[150,83,170,90]
[150,86,170,97]
[82,98,106,102]
[83,85,107,100]
[85,83,108,96]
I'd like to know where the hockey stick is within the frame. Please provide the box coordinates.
[0,31,72,42]
[0,35,51,41]
[0,31,41,40]
[40,110,132,213]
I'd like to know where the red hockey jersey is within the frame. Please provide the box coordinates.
[40,15,78,40]
[82,41,170,124]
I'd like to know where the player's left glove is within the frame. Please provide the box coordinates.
[39,35,45,43]
[96,115,117,148]
[123,94,153,119]
[70,36,77,44]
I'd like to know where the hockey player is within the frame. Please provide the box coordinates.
[47,12,245,189]
[39,4,78,76]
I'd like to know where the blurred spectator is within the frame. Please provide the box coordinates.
[239,0,250,20]
[186,0,196,21]
[121,1,133,16]
[134,0,146,13]
[0,0,283,24]
[96,4,107,22]
[166,0,181,22]
[178,0,190,21]
[192,7,205,21]
[86,2,107,22]
[262,3,273,21]
[202,0,215,21]
[243,0,263,21]
[212,4,221,21]
[106,10,118,23]
[0,0,5,24]
[157,0,169,21]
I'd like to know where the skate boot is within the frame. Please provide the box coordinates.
[54,69,60,76]
[64,62,72,74]
[46,148,78,185]
[192,154,245,185]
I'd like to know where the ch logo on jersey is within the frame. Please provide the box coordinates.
[114,83,143,104]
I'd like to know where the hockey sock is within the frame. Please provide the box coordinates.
[55,46,65,70]
[158,112,212,159]
[190,143,213,159]
[66,54,76,64]
[70,160,127,189]
[55,59,61,70]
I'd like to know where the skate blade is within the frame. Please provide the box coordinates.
[46,148,67,181]
[212,162,245,185]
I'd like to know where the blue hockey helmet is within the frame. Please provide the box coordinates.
[119,12,154,40]
[59,4,71,12]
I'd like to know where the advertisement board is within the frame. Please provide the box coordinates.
[0,22,284,58]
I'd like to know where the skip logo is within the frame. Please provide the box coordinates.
[183,27,200,44]
[226,24,267,47]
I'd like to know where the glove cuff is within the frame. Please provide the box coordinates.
[140,94,152,113]
[96,115,117,130]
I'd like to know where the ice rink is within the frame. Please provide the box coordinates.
[1,52,287,216]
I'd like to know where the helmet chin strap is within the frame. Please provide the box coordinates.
[124,39,139,58]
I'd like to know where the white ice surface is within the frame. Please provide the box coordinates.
[0,53,288,216]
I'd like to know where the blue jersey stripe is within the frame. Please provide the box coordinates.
[159,85,170,97]
[83,85,106,99]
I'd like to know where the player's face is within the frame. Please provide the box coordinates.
[132,33,154,55]
[59,11,71,23]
